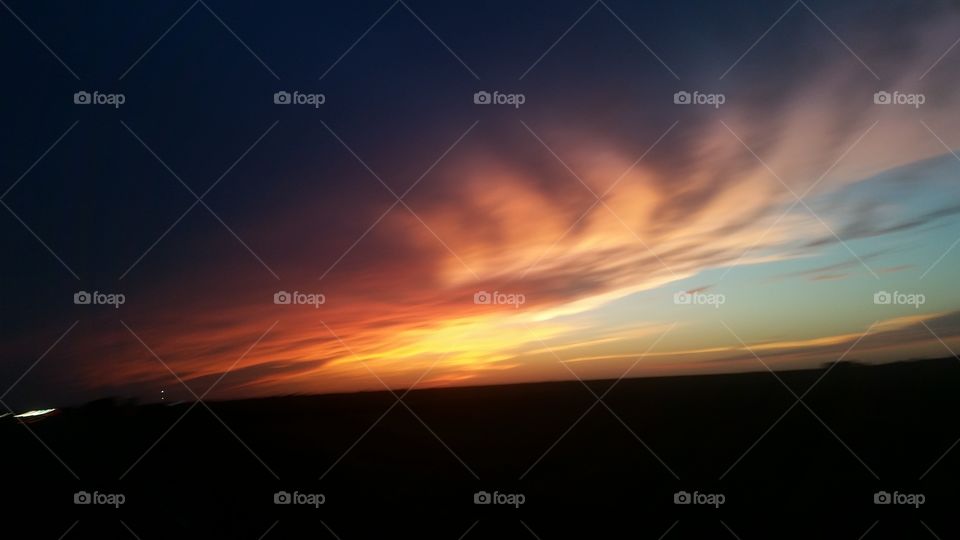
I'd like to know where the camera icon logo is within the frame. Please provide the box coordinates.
[274,491,291,504]
[74,291,92,305]
[673,291,692,305]
[274,291,292,305]
[74,491,91,504]
[873,491,891,504]
[673,91,691,105]
[874,91,891,105]
[673,490,691,504]
[74,91,91,105]
[474,291,492,305]
[474,91,491,105]
[274,91,291,105]
[874,291,892,305]
[474,491,491,504]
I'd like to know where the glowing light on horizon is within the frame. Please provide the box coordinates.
[14,408,55,418]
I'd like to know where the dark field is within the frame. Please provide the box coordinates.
[4,358,959,539]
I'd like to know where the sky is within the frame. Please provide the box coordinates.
[2,0,960,409]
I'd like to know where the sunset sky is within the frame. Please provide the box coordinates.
[2,0,960,408]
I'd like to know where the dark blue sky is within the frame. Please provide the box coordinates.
[2,0,959,409]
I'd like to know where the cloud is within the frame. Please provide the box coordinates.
[7,1,960,406]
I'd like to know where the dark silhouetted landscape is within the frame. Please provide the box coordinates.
[4,358,958,538]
